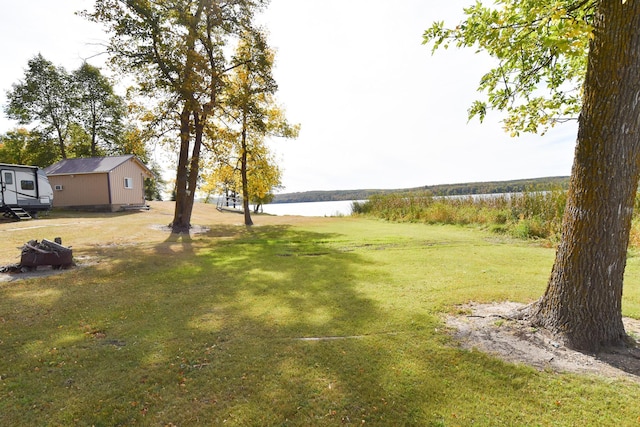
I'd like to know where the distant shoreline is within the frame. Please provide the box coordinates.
[273,176,570,204]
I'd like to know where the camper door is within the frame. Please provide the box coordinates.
[1,170,18,205]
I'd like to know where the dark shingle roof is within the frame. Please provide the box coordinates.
[44,155,151,176]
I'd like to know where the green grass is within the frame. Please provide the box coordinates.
[0,203,639,426]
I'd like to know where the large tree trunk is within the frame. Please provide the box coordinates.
[171,108,206,233]
[169,6,204,234]
[171,105,192,233]
[184,110,205,226]
[530,1,640,352]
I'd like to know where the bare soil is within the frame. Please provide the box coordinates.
[0,263,79,282]
[447,302,640,381]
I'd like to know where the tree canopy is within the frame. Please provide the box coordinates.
[0,128,58,167]
[85,0,270,232]
[222,30,298,225]
[424,0,594,136]
[4,55,128,161]
[5,54,77,159]
[73,62,126,156]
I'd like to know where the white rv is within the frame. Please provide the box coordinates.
[0,163,53,219]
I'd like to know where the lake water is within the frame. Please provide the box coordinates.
[261,200,360,217]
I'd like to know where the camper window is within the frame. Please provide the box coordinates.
[4,172,13,184]
[21,180,35,190]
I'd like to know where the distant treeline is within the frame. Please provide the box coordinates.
[272,176,571,204]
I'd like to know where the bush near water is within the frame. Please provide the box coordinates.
[353,187,640,248]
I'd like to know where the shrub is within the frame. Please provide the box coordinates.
[351,200,371,214]
[357,188,640,247]
[359,188,566,243]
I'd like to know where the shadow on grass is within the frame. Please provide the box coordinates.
[2,224,636,425]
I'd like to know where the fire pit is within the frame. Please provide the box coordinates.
[19,238,73,270]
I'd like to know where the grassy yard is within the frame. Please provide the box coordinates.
[1,202,639,426]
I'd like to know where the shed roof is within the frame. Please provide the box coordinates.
[44,155,153,177]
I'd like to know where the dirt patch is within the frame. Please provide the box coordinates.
[0,265,73,282]
[149,224,211,234]
[0,255,101,282]
[447,302,640,381]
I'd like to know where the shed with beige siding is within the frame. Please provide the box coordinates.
[44,155,153,212]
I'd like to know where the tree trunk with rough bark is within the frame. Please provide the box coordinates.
[171,106,193,233]
[185,110,205,226]
[530,1,640,352]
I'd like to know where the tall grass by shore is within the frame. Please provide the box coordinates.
[352,188,575,244]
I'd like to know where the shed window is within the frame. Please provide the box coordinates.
[21,180,35,190]
[124,177,133,189]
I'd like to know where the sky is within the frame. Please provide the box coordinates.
[0,0,578,194]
